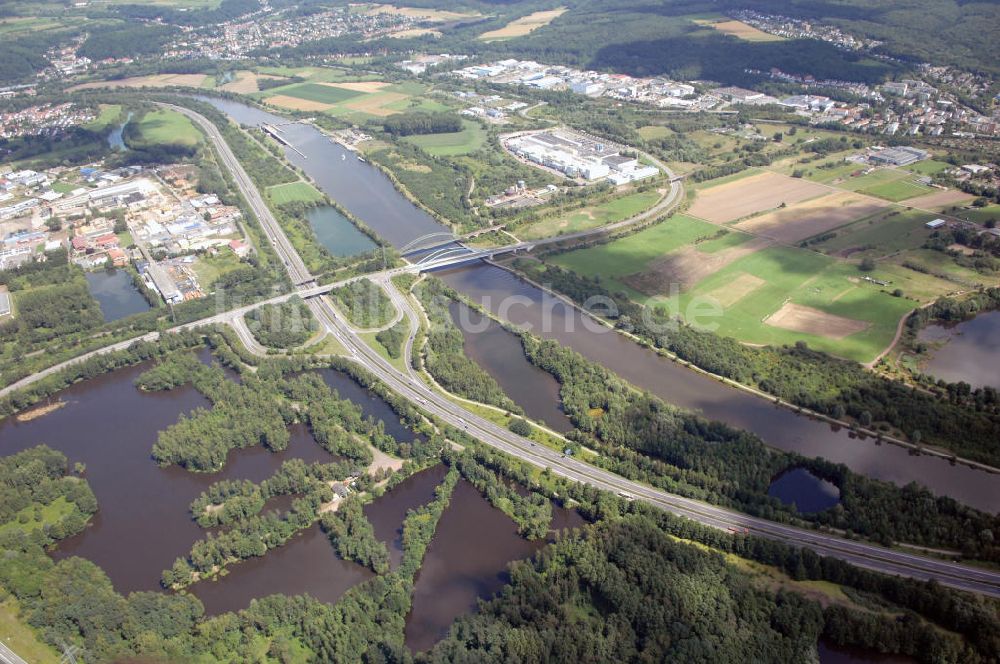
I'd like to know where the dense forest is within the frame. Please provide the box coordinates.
[144,359,294,472]
[0,446,97,547]
[79,24,180,61]
[321,496,391,574]
[111,0,259,26]
[383,112,463,137]
[330,279,397,329]
[244,296,318,348]
[368,141,476,230]
[430,514,825,662]
[375,318,409,359]
[0,252,103,346]
[139,353,409,471]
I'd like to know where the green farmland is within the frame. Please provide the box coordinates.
[273,83,364,105]
[550,214,719,295]
[520,190,664,240]
[130,109,201,147]
[266,181,325,205]
[551,214,917,362]
[403,120,488,157]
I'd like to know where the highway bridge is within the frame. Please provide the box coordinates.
[147,105,1000,599]
[3,103,998,621]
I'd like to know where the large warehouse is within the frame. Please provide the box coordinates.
[504,129,658,183]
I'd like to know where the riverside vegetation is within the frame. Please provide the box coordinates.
[423,277,1000,562]
[0,339,997,661]
[516,261,1000,468]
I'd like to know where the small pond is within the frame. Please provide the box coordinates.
[768,467,841,513]
[85,268,152,322]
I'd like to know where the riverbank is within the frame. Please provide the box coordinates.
[489,258,1000,476]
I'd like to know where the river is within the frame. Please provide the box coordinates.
[199,97,998,512]
[917,310,1000,389]
[107,111,132,151]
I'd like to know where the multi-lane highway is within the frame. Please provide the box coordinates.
[199,103,999,599]
[0,641,28,664]
[4,103,1000,603]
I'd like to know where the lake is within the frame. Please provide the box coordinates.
[448,300,572,432]
[85,268,152,322]
[0,351,421,614]
[917,310,1000,389]
[307,205,377,257]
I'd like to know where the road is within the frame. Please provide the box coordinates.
[5,103,1000,602]
[163,103,315,287]
[0,640,28,664]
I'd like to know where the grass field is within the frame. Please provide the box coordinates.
[638,125,672,140]
[50,180,79,194]
[403,119,487,156]
[0,497,75,537]
[676,247,913,361]
[0,16,65,36]
[899,189,974,210]
[192,251,246,289]
[811,208,936,256]
[218,70,286,94]
[266,181,325,205]
[361,4,479,21]
[274,82,364,105]
[948,204,1000,224]
[521,190,663,240]
[695,17,784,42]
[551,215,719,297]
[860,178,933,202]
[264,81,434,120]
[904,159,951,176]
[256,65,354,82]
[70,73,208,91]
[83,104,122,131]
[131,109,201,147]
[479,7,567,41]
[551,212,919,361]
[831,168,933,201]
[0,599,60,664]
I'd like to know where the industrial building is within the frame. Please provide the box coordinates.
[143,261,182,305]
[505,129,658,183]
[869,146,929,166]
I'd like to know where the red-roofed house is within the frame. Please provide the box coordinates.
[229,239,250,258]
[71,235,88,251]
[94,233,119,249]
[107,247,127,267]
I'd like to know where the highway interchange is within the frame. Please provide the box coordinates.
[180,103,1000,599]
[1,101,998,655]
